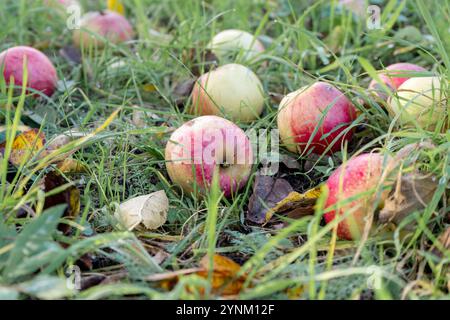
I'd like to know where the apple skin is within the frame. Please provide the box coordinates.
[165,115,253,197]
[207,29,265,62]
[190,63,265,122]
[0,46,58,97]
[368,63,427,101]
[73,10,134,49]
[277,82,357,154]
[324,153,388,240]
[387,76,447,130]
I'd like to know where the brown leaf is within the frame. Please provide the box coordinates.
[0,129,46,166]
[41,171,80,234]
[173,78,196,107]
[431,227,450,258]
[247,174,293,224]
[379,173,438,228]
[267,187,321,222]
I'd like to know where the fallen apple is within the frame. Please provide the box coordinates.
[324,153,389,240]
[277,82,357,154]
[190,63,265,122]
[207,29,265,62]
[387,76,447,130]
[165,115,253,197]
[368,63,427,100]
[73,10,134,49]
[0,46,58,97]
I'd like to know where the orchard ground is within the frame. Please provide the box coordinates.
[0,0,449,300]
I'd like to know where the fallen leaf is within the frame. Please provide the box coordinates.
[107,0,125,15]
[56,158,87,173]
[142,83,157,93]
[197,254,245,296]
[59,46,82,65]
[41,170,81,234]
[0,129,46,166]
[173,78,196,107]
[267,187,322,222]
[115,190,169,230]
[379,173,438,228]
[431,227,450,258]
[247,174,293,224]
[131,106,160,128]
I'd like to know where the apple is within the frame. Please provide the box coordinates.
[165,115,253,197]
[190,63,265,122]
[368,63,427,101]
[73,10,134,49]
[324,153,389,240]
[387,76,447,130]
[277,82,357,154]
[0,46,58,97]
[207,29,265,63]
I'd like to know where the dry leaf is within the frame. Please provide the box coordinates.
[56,158,87,173]
[107,0,125,15]
[115,190,169,230]
[379,173,438,228]
[132,107,160,128]
[59,46,81,65]
[247,175,293,224]
[266,187,322,222]
[0,129,46,166]
[41,170,80,234]
[173,78,196,107]
[197,254,245,296]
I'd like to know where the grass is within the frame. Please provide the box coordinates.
[0,0,449,299]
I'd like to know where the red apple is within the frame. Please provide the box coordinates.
[165,115,253,197]
[368,63,427,100]
[324,153,389,240]
[190,63,265,122]
[0,46,58,97]
[277,82,357,154]
[73,10,134,48]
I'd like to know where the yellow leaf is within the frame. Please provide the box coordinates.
[0,129,46,166]
[142,83,157,93]
[56,158,87,173]
[264,186,322,223]
[107,0,125,15]
[197,254,246,296]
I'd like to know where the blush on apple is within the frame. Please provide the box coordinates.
[387,76,447,130]
[368,63,427,101]
[0,46,58,97]
[324,153,389,240]
[190,63,265,122]
[277,82,357,154]
[207,29,265,63]
[73,10,134,49]
[165,115,253,197]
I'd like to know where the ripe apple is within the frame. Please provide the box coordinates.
[368,63,427,101]
[0,46,58,97]
[324,153,389,240]
[277,82,357,154]
[165,115,253,197]
[207,29,265,63]
[190,63,265,122]
[73,10,134,49]
[387,76,447,130]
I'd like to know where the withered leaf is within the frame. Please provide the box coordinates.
[56,158,87,173]
[173,78,196,107]
[247,175,293,224]
[0,129,46,166]
[266,187,321,222]
[379,173,438,228]
[42,170,80,234]
[59,46,82,65]
[197,254,245,296]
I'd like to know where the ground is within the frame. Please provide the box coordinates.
[0,0,449,300]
